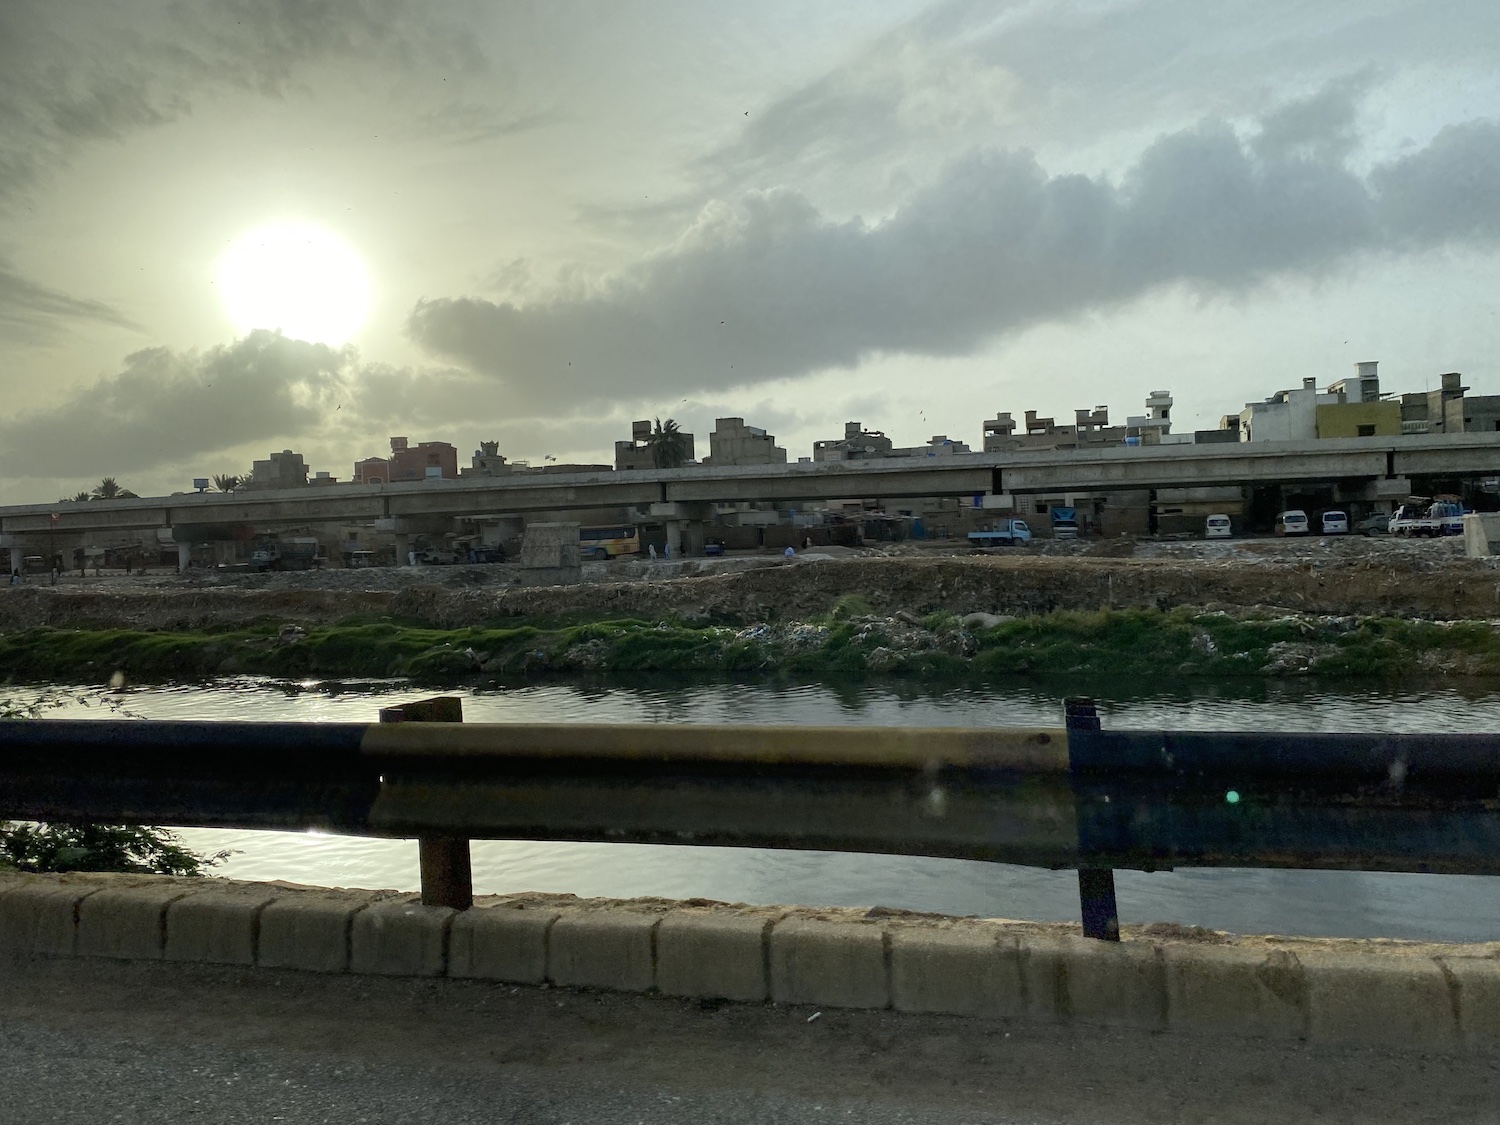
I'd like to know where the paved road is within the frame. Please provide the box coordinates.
[1,955,1496,1124]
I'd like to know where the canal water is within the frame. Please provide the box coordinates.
[19,678,1500,943]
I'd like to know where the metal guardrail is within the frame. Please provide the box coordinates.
[3,698,1499,940]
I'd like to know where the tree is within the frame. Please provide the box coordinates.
[0,822,221,876]
[212,473,241,493]
[647,417,691,469]
[92,477,137,500]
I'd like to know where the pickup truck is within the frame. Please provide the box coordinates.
[1390,502,1460,537]
[968,519,1033,547]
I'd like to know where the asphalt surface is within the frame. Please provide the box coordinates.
[1,955,1497,1124]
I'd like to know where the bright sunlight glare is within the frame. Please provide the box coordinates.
[219,222,372,344]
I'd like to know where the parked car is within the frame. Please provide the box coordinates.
[968,519,1032,546]
[1355,513,1390,535]
[1204,514,1232,539]
[703,539,726,557]
[1276,510,1310,536]
[1321,510,1349,535]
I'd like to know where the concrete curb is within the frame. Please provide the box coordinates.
[3,872,1498,1049]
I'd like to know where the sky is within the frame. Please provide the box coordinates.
[1,0,1498,503]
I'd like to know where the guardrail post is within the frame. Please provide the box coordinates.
[1067,698,1120,942]
[379,696,474,911]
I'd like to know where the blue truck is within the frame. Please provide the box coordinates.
[1049,506,1080,539]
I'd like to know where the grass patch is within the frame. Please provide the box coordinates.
[4,609,1500,686]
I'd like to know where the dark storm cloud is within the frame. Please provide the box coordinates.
[0,332,348,480]
[0,259,141,343]
[408,98,1500,412]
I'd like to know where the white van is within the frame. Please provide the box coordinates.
[1204,514,1232,539]
[1276,510,1310,536]
[1321,510,1349,535]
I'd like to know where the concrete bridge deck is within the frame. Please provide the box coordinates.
[3,431,1498,540]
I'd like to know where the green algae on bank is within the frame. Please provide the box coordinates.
[3,608,1500,686]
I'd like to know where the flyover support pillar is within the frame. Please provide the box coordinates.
[665,521,683,558]
[8,546,21,578]
[176,542,192,574]
[394,533,412,565]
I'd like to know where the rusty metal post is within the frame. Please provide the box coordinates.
[379,696,473,910]
[1066,698,1119,941]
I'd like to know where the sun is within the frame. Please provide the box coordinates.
[219,222,372,344]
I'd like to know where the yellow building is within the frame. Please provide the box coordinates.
[1315,401,1402,439]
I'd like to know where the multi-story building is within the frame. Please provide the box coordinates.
[1238,379,1337,442]
[704,417,787,466]
[984,392,1178,452]
[244,449,309,490]
[615,420,696,470]
[812,421,895,461]
[354,437,459,483]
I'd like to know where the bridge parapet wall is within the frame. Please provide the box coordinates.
[3,871,1496,1048]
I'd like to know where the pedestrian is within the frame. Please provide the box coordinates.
[648,543,657,561]
[49,566,57,586]
[784,545,795,558]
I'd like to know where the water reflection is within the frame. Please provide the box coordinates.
[21,675,1500,941]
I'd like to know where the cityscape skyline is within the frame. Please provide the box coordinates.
[1,1,1498,504]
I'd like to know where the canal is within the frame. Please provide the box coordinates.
[18,677,1500,943]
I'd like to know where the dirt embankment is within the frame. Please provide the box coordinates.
[1,539,1497,632]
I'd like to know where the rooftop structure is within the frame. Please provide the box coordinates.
[616,420,695,470]
[243,450,308,490]
[354,437,459,484]
[704,417,787,467]
[812,421,894,462]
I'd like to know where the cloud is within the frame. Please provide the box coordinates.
[0,332,350,480]
[408,93,1500,413]
[0,0,487,207]
[698,0,1500,201]
[0,258,141,343]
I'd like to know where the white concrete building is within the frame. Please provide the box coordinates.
[1238,378,1339,442]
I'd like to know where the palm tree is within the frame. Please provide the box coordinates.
[70,492,90,503]
[647,417,691,469]
[212,473,241,493]
[91,478,139,501]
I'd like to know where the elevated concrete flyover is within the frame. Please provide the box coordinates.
[3,432,1498,542]
[992,431,1500,494]
[0,461,999,541]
